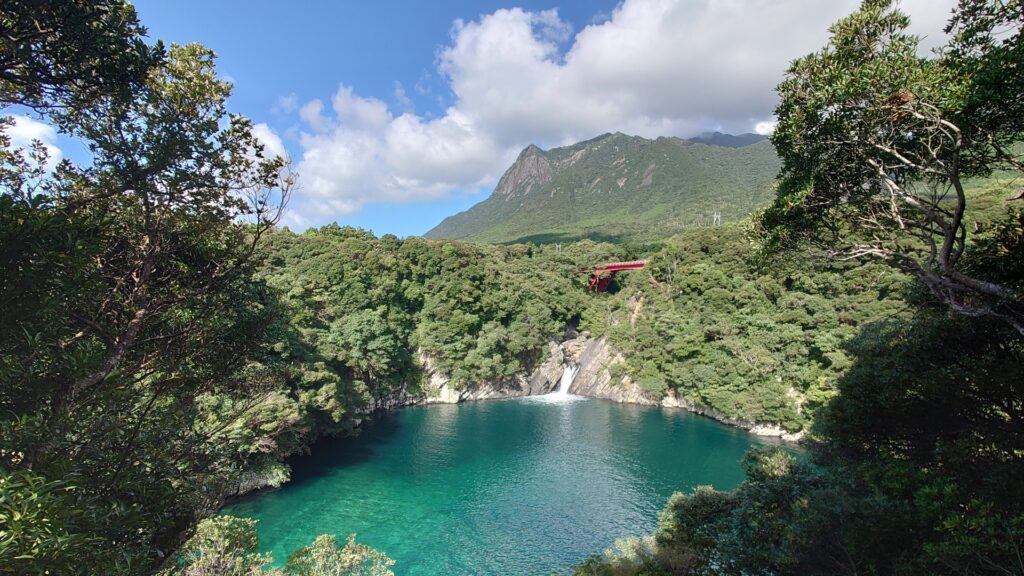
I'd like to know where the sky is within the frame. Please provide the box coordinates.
[14,0,958,237]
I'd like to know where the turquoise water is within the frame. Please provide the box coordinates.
[224,396,763,575]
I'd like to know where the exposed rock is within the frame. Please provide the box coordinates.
[556,334,804,442]
[369,334,804,445]
[232,330,806,502]
[496,145,552,199]
[641,162,656,186]
[372,348,561,410]
[748,424,806,443]
[567,335,655,404]
[218,462,291,505]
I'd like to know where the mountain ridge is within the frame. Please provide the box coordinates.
[687,131,768,148]
[424,132,780,244]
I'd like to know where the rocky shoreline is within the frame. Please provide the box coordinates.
[377,330,806,443]
[226,331,804,500]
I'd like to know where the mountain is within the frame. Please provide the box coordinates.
[423,132,780,244]
[687,131,767,148]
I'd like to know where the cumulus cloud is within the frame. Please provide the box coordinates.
[299,99,331,133]
[285,85,506,228]
[3,115,63,169]
[286,0,956,227]
[252,123,287,160]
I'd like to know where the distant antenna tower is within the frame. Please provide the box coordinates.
[712,211,721,226]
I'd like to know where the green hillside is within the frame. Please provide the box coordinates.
[423,132,780,244]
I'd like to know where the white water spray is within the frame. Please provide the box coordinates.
[553,365,578,396]
[526,364,583,404]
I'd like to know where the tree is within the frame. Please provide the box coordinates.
[283,534,395,576]
[0,42,293,571]
[0,0,162,110]
[170,516,270,576]
[757,0,1024,333]
[167,520,395,576]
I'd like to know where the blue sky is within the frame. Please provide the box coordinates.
[10,1,956,238]
[132,0,625,237]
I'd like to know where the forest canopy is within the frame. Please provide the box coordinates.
[581,1,1024,574]
[1,0,1021,575]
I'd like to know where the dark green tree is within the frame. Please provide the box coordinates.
[0,0,162,110]
[757,0,1024,332]
[1,42,293,572]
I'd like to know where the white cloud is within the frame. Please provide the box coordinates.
[754,120,778,136]
[288,85,507,228]
[332,85,390,132]
[286,0,957,227]
[3,115,63,169]
[252,123,287,159]
[393,81,414,112]
[276,93,299,113]
[902,0,957,51]
[299,99,330,132]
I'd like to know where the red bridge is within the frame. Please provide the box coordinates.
[583,260,647,291]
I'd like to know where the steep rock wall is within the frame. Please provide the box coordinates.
[234,332,802,500]
[375,334,803,443]
[565,333,804,442]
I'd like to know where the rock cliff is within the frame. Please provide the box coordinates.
[373,333,804,443]
[233,331,803,500]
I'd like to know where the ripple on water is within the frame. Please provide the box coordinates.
[222,397,764,576]
[520,392,588,404]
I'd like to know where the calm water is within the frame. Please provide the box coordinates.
[224,396,763,575]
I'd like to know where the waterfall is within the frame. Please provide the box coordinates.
[553,365,578,396]
[527,364,583,404]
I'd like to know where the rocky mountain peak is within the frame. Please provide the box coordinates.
[495,144,553,198]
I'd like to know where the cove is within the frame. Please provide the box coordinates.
[223,396,765,575]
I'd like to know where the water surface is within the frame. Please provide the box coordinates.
[224,397,763,575]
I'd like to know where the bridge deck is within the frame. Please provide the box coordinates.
[584,260,647,291]
[592,260,647,272]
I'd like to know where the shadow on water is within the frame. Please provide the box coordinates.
[285,410,404,486]
[226,397,790,575]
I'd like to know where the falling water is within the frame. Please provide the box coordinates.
[525,364,583,404]
[553,365,578,396]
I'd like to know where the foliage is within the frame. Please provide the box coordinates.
[282,534,395,576]
[757,0,1024,332]
[1,23,293,575]
[255,218,905,437]
[165,516,394,576]
[170,516,270,576]
[588,224,908,431]
[5,1,1023,574]
[257,226,595,395]
[576,310,1024,576]
[0,0,162,110]
[0,470,100,574]
[578,2,1024,574]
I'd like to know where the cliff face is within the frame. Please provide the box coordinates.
[374,333,804,443]
[232,331,801,500]
[569,333,804,442]
[370,344,565,410]
[495,145,553,199]
[565,334,652,403]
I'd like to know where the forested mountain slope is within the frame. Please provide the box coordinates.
[5,1,1023,574]
[424,133,779,244]
[687,131,767,148]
